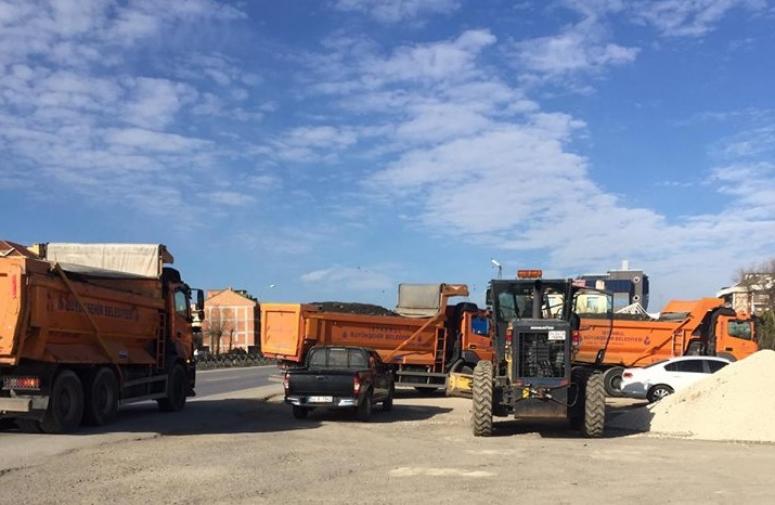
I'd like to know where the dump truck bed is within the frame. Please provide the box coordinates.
[261,303,441,366]
[0,255,165,367]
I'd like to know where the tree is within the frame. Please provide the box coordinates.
[735,259,775,350]
[205,308,229,355]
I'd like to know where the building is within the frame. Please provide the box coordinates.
[202,288,259,353]
[718,273,774,316]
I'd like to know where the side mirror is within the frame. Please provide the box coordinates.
[485,288,492,306]
[195,289,205,320]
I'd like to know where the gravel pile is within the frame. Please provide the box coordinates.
[613,350,775,443]
[311,301,398,317]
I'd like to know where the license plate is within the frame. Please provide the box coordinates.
[307,396,333,403]
[548,330,566,340]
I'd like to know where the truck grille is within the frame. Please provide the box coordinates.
[517,332,566,378]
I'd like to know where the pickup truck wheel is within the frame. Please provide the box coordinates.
[382,386,395,412]
[356,392,373,422]
[84,367,119,426]
[40,370,84,434]
[292,406,309,419]
[158,364,187,412]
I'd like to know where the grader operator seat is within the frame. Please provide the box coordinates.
[395,283,443,318]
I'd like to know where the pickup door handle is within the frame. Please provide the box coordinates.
[725,347,734,351]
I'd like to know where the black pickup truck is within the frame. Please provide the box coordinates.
[283,346,395,421]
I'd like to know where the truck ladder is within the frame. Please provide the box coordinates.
[433,328,446,373]
[672,331,684,357]
[156,312,167,370]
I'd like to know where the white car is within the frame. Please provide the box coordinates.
[619,356,731,403]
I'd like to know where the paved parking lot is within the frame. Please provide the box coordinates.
[1,380,774,505]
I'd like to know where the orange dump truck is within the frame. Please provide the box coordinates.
[575,298,758,395]
[0,241,203,433]
[261,283,493,390]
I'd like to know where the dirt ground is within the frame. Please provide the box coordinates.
[1,388,774,505]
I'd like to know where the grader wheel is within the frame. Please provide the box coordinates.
[471,361,494,437]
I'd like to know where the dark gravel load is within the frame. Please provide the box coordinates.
[311,301,399,317]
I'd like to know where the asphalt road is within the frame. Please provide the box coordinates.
[195,365,279,397]
[0,365,281,471]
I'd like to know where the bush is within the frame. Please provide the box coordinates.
[758,310,775,350]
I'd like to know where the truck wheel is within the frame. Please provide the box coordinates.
[603,367,624,397]
[382,385,395,412]
[582,372,605,438]
[292,406,309,419]
[471,360,493,437]
[40,370,84,434]
[158,364,187,412]
[84,367,119,426]
[356,391,373,422]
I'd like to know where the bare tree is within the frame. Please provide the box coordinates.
[205,308,227,355]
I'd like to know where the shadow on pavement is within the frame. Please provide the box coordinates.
[0,395,453,437]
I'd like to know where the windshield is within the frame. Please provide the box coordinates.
[308,348,369,369]
[494,281,569,324]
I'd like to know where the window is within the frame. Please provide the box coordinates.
[707,360,728,373]
[174,290,188,317]
[665,360,704,373]
[728,321,753,340]
[307,348,369,369]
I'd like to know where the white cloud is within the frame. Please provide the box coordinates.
[333,0,460,23]
[301,265,394,291]
[105,127,209,153]
[206,190,256,207]
[297,27,775,300]
[632,0,767,37]
[512,17,638,80]
[717,125,775,158]
[122,78,196,129]
[0,0,252,224]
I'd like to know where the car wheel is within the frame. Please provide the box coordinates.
[356,391,372,422]
[647,384,674,403]
[382,385,394,412]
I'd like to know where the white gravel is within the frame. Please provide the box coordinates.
[612,350,775,443]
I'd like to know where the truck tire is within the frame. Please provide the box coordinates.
[84,367,119,426]
[603,367,624,397]
[158,364,187,412]
[582,372,605,438]
[40,370,84,434]
[292,406,309,419]
[356,391,373,422]
[471,360,493,437]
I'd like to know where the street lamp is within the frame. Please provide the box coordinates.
[490,258,502,279]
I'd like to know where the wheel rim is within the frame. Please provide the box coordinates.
[654,387,670,400]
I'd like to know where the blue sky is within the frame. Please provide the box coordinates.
[1,0,774,309]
